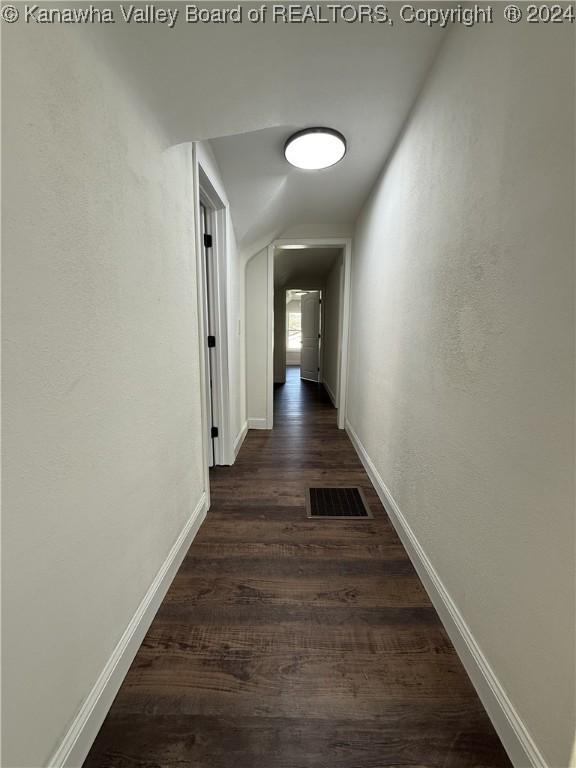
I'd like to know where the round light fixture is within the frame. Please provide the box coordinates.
[284,127,346,170]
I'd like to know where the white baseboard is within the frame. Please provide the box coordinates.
[322,378,338,408]
[48,492,208,768]
[234,421,248,457]
[248,417,268,430]
[345,420,547,768]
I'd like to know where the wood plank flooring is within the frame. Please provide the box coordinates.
[84,366,512,768]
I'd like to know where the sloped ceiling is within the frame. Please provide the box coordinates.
[86,8,446,257]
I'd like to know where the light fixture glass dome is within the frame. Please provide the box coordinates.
[284,128,346,170]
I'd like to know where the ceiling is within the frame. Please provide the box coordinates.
[86,6,446,258]
[286,289,303,304]
[275,247,342,288]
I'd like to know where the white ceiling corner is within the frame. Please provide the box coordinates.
[85,16,446,258]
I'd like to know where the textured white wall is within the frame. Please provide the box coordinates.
[3,25,205,768]
[348,21,574,768]
[231,224,247,437]
[246,249,269,424]
[322,257,343,406]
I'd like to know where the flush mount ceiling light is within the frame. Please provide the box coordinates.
[284,127,346,170]
[278,244,307,250]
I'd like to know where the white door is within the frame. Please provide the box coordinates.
[300,291,321,382]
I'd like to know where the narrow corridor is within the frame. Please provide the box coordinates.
[84,367,511,767]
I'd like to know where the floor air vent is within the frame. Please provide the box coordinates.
[306,487,372,519]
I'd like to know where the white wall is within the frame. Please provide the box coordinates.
[348,21,574,768]
[3,25,206,768]
[321,256,343,406]
[246,249,270,427]
[286,350,301,365]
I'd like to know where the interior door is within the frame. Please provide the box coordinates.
[300,291,321,382]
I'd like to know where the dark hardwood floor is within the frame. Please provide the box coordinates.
[84,366,512,768]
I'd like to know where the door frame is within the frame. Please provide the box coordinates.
[199,200,219,468]
[193,147,233,474]
[266,237,352,430]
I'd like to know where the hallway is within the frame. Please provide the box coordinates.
[4,14,574,767]
[84,368,511,767]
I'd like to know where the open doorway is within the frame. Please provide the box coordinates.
[267,239,352,430]
[194,157,233,471]
[199,201,218,467]
[286,289,302,372]
[285,289,323,382]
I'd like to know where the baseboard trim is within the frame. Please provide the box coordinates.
[345,420,547,768]
[248,417,268,430]
[234,421,248,457]
[48,492,208,768]
[322,379,338,408]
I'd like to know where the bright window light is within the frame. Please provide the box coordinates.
[287,312,302,349]
[284,128,346,170]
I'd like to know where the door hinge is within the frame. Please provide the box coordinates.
[317,367,320,372]
[318,333,321,339]
[207,335,216,348]
[204,233,213,248]
[211,426,219,438]
[319,298,322,304]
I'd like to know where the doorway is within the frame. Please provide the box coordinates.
[267,239,352,430]
[285,289,322,382]
[286,289,302,373]
[199,202,218,467]
[195,156,233,471]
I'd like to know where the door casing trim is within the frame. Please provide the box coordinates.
[193,145,234,473]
